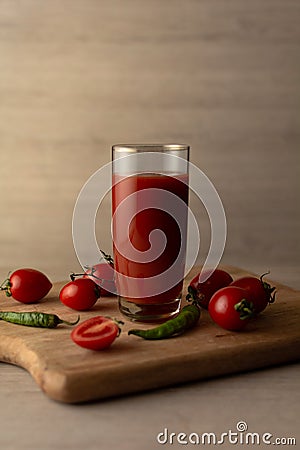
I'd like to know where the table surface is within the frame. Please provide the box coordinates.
[0,0,299,448]
[0,267,299,450]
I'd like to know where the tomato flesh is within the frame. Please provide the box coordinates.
[71,316,120,350]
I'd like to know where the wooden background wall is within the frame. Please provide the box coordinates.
[0,0,299,287]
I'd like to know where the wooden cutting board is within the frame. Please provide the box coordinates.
[0,266,299,403]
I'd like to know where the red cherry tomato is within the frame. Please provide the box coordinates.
[83,263,116,296]
[0,268,52,303]
[59,278,100,311]
[71,316,121,350]
[230,274,276,314]
[187,269,233,309]
[208,286,254,331]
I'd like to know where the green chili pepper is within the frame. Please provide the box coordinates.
[128,302,201,340]
[0,311,80,328]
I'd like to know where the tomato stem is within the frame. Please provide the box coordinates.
[85,267,103,280]
[70,272,84,281]
[186,286,204,309]
[105,316,124,336]
[100,250,114,267]
[260,272,276,305]
[70,267,105,283]
[186,285,196,302]
[69,267,115,289]
[0,277,12,297]
[234,299,255,320]
[68,271,101,298]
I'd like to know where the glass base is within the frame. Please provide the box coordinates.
[119,296,181,323]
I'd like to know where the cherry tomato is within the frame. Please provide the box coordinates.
[59,278,100,311]
[230,274,276,314]
[208,286,254,331]
[71,316,122,350]
[187,269,233,309]
[83,263,116,296]
[0,268,52,303]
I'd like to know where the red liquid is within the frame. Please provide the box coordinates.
[112,173,189,304]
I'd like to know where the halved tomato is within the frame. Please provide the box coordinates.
[71,316,122,350]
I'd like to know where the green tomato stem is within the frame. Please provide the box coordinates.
[234,299,255,320]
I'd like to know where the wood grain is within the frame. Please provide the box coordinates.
[0,3,299,447]
[0,266,299,403]
[0,0,299,283]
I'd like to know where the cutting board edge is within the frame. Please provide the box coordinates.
[1,265,299,404]
[42,347,300,404]
[37,333,300,404]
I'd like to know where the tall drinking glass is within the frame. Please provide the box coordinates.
[112,144,189,322]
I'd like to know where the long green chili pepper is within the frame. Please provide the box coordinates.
[128,302,201,340]
[0,311,80,328]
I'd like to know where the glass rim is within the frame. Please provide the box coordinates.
[112,143,189,153]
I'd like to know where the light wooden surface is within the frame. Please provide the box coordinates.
[0,360,298,449]
[0,266,299,404]
[0,0,299,448]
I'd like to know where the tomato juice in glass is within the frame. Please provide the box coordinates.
[112,145,189,322]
